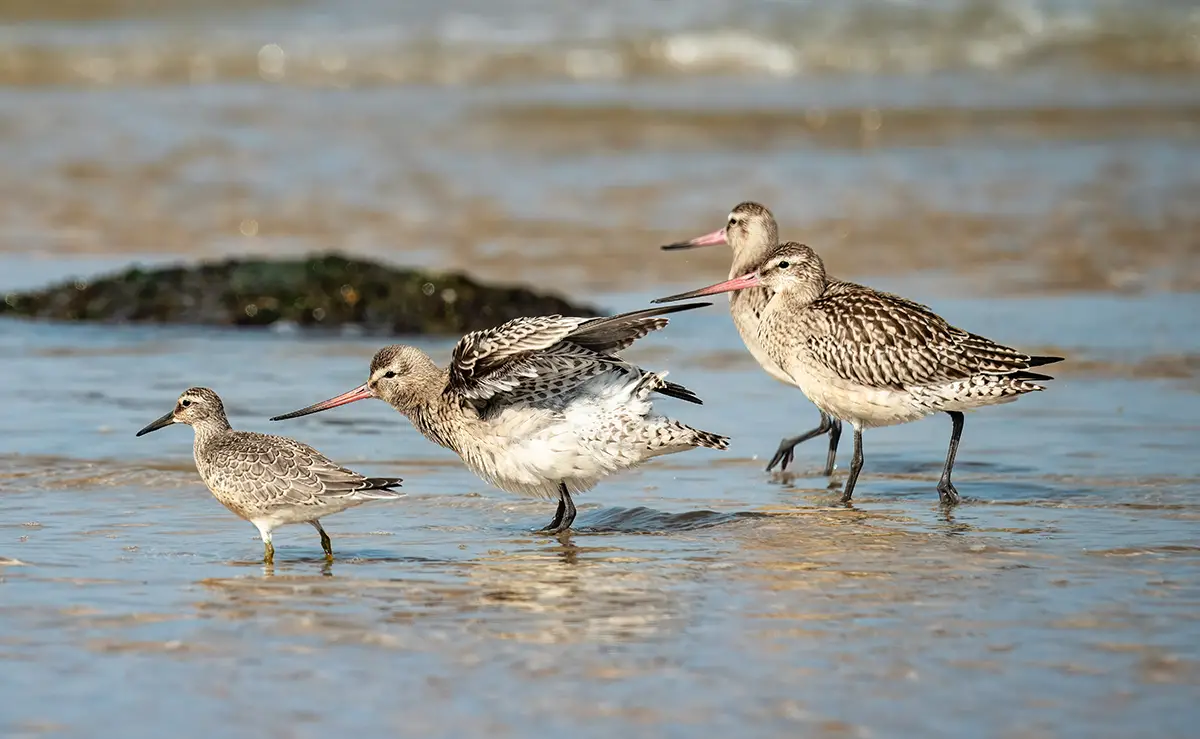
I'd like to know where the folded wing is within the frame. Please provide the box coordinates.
[807,287,1063,389]
[206,432,403,509]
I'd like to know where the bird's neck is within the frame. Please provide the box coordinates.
[730,240,777,279]
[760,274,828,326]
[409,404,460,451]
[789,275,827,308]
[190,415,232,467]
[191,417,232,453]
[386,366,450,417]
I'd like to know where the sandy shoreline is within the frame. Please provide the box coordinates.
[2,175,1195,296]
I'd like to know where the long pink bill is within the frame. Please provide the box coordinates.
[270,383,374,421]
[660,228,727,251]
[652,272,762,304]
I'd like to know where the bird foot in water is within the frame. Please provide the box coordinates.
[535,523,573,537]
[937,481,961,506]
[766,443,797,473]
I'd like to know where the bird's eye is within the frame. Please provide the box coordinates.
[180,399,192,407]
[728,217,737,226]
[778,260,791,269]
[383,371,397,379]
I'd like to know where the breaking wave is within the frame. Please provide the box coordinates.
[0,1,1197,86]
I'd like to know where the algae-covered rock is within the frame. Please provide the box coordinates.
[0,253,600,333]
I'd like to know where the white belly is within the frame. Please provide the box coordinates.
[248,506,348,533]
[454,374,668,499]
[783,360,932,429]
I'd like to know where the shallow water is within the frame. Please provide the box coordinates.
[2,0,1200,735]
[0,0,1197,295]
[3,288,1199,738]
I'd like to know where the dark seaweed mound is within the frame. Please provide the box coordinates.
[0,253,599,333]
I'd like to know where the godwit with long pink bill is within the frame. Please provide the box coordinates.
[653,242,1063,505]
[136,387,404,562]
[662,202,843,475]
[269,304,729,534]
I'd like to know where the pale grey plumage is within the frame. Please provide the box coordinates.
[273,305,728,534]
[654,242,1063,505]
[197,430,403,515]
[137,387,403,562]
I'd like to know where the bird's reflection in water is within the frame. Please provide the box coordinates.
[197,533,698,647]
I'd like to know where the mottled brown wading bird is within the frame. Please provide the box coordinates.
[270,305,728,535]
[654,242,1063,505]
[663,202,843,475]
[137,387,403,562]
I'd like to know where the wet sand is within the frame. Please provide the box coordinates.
[1,91,1196,295]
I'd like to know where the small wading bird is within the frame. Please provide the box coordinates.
[136,387,403,562]
[663,202,843,475]
[270,305,728,534]
[653,242,1063,505]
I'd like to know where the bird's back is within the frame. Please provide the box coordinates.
[773,278,1062,391]
[194,430,402,521]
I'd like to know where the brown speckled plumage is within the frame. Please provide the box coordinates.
[662,201,841,474]
[272,305,728,535]
[802,283,1054,392]
[654,242,1063,505]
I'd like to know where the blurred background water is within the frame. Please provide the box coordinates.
[1,1,1198,737]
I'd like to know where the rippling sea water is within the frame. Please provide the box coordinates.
[1,0,1198,737]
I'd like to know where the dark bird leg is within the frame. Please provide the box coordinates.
[766,412,842,474]
[823,420,843,476]
[841,427,865,504]
[309,520,333,559]
[937,412,965,506]
[538,483,577,535]
[539,498,566,532]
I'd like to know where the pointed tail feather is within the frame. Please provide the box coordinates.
[653,419,729,452]
[579,302,713,334]
[655,380,703,405]
[633,370,669,400]
[568,302,712,353]
[1027,355,1065,369]
[692,428,730,451]
[1013,355,1064,382]
[1011,370,1056,382]
[359,477,405,497]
